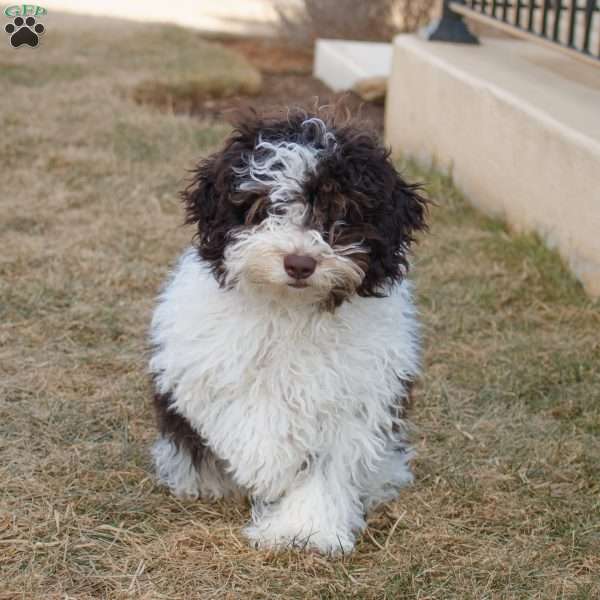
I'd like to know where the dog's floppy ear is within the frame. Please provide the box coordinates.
[382,168,428,279]
[358,164,428,296]
[390,171,428,262]
[181,148,244,273]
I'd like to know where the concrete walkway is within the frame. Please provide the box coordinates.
[40,0,297,36]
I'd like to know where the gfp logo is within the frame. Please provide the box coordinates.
[4,5,46,47]
[4,4,47,17]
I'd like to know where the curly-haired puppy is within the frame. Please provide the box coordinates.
[149,108,427,554]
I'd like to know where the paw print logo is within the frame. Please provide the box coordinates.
[5,16,45,48]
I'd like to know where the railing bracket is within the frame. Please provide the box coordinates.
[422,0,600,65]
[423,0,479,44]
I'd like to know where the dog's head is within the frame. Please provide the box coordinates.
[182,108,427,309]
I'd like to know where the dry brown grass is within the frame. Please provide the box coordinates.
[1,13,599,600]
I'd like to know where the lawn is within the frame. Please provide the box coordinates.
[1,13,599,600]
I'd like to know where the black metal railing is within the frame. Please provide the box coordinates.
[424,0,600,64]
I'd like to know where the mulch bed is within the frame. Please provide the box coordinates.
[198,36,385,134]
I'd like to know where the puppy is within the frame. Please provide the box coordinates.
[149,108,427,554]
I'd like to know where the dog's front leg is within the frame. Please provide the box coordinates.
[243,456,365,554]
[203,414,305,504]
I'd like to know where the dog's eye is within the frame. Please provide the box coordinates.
[306,190,318,206]
[325,222,344,244]
[270,204,287,217]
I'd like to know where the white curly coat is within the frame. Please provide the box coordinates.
[150,249,419,553]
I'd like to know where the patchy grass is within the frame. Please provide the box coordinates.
[1,13,599,600]
[0,13,261,114]
[129,27,262,112]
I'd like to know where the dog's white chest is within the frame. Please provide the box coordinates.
[151,250,420,457]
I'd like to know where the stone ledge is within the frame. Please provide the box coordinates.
[313,39,392,92]
[385,34,600,297]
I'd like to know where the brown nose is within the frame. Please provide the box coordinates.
[284,254,317,280]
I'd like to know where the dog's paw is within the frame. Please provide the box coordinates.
[5,16,45,48]
[243,522,355,555]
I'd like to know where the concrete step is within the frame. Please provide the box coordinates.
[386,34,600,297]
[313,39,392,91]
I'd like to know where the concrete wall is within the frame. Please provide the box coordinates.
[385,35,600,298]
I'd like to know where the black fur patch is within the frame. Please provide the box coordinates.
[154,384,207,469]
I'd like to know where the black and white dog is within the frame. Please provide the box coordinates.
[149,109,427,553]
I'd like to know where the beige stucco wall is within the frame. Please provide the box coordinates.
[385,35,600,298]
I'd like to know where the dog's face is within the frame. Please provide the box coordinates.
[182,111,427,309]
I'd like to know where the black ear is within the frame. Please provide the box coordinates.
[390,171,428,261]
[358,165,428,296]
[180,150,244,279]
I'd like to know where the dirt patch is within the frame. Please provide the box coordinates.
[183,36,385,134]
[218,37,314,75]
[191,72,385,132]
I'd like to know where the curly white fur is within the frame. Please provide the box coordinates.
[234,117,336,209]
[150,249,420,553]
